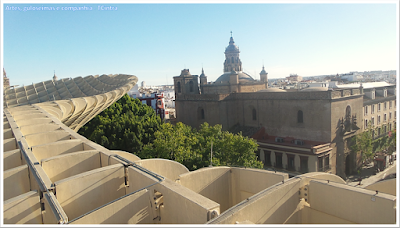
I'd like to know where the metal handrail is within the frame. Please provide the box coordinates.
[18,141,68,224]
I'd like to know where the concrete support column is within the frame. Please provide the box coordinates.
[282,153,287,170]
[259,149,265,163]
[295,155,300,172]
[271,151,275,167]
[308,156,317,172]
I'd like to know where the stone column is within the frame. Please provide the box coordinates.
[295,155,300,172]
[282,152,287,170]
[308,156,317,172]
[259,149,265,163]
[271,151,275,167]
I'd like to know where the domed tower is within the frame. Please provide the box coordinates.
[224,33,242,73]
[53,70,58,81]
[199,68,207,94]
[260,65,268,88]
[199,68,207,85]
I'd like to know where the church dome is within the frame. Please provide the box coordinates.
[214,71,255,84]
[225,37,240,53]
[260,66,267,74]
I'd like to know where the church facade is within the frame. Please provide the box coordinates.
[173,36,370,179]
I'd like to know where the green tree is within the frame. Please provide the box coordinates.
[351,121,374,167]
[372,126,396,155]
[142,122,263,171]
[387,128,396,154]
[78,94,162,155]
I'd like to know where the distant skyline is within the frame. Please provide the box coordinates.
[2,1,398,87]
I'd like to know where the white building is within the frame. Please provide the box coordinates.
[341,72,363,82]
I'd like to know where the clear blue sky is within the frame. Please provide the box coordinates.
[2,1,398,86]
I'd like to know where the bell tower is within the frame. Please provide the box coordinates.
[223,32,242,73]
[260,65,268,88]
[173,69,199,98]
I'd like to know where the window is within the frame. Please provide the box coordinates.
[365,119,368,129]
[189,81,194,92]
[297,110,303,123]
[324,156,330,170]
[275,153,283,168]
[252,108,257,120]
[287,155,295,171]
[378,128,381,136]
[198,107,205,120]
[372,91,375,99]
[384,90,387,97]
[384,113,387,122]
[264,150,271,166]
[389,101,392,109]
[378,103,381,112]
[318,157,323,171]
[389,123,392,131]
[346,106,351,121]
[389,112,392,120]
[177,81,181,93]
[345,106,351,130]
[300,156,308,173]
[371,104,375,114]
[371,117,375,126]
[294,139,304,145]
[384,125,387,133]
[364,106,368,116]
[384,102,387,110]
[378,115,381,124]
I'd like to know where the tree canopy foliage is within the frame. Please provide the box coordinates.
[351,122,374,165]
[142,122,263,171]
[79,94,263,171]
[352,121,396,167]
[78,94,162,153]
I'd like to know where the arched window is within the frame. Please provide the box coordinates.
[198,107,205,120]
[346,105,351,122]
[345,105,352,131]
[252,108,257,120]
[189,81,194,92]
[177,82,181,93]
[297,110,303,123]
